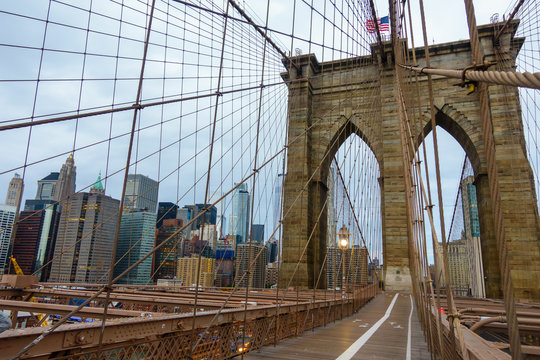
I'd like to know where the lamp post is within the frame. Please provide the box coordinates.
[337,225,350,297]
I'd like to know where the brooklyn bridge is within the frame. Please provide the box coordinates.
[0,0,538,359]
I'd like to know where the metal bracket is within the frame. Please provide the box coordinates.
[453,62,496,92]
[64,329,95,347]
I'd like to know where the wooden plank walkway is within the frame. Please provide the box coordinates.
[246,292,431,359]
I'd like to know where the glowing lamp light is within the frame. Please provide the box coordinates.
[337,225,350,249]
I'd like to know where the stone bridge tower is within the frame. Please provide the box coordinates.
[278,22,540,301]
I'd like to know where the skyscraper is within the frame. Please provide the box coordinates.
[124,174,159,213]
[267,237,278,263]
[56,154,76,204]
[114,210,156,285]
[215,249,235,287]
[177,254,215,287]
[24,199,56,211]
[461,176,485,298]
[443,238,470,297]
[49,174,120,283]
[327,246,340,289]
[177,204,217,233]
[252,224,264,243]
[273,174,285,262]
[5,173,23,210]
[0,205,16,271]
[326,246,368,289]
[327,164,336,247]
[36,172,59,200]
[12,202,60,281]
[265,262,279,287]
[157,202,179,229]
[348,246,368,286]
[273,174,285,231]
[235,243,267,288]
[199,223,218,250]
[229,183,250,244]
[153,218,184,282]
[34,155,76,206]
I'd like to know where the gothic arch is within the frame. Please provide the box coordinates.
[415,103,505,297]
[318,114,381,185]
[416,104,484,177]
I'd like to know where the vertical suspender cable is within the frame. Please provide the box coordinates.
[189,1,231,356]
[97,0,157,351]
[462,0,522,357]
[239,0,271,356]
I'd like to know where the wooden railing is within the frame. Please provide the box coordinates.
[0,283,378,359]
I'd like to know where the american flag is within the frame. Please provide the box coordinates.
[366,16,390,33]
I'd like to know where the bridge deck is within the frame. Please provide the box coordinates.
[247,292,430,359]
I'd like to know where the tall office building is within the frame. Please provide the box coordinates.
[114,210,156,285]
[327,247,340,289]
[273,174,285,231]
[0,205,16,272]
[12,202,60,281]
[235,243,267,288]
[5,173,23,210]
[273,173,286,262]
[267,238,278,263]
[35,155,76,204]
[199,223,218,250]
[56,154,76,204]
[348,246,368,286]
[229,183,250,244]
[215,249,235,287]
[327,164,336,247]
[124,174,159,213]
[461,176,485,298]
[49,174,120,283]
[182,234,214,259]
[36,172,59,200]
[24,199,56,211]
[177,204,217,233]
[177,254,215,287]
[252,224,264,243]
[157,202,179,229]
[153,218,184,281]
[265,262,279,287]
[219,214,226,237]
[443,238,470,296]
[326,246,368,289]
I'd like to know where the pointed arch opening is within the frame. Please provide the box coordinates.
[324,121,382,289]
[416,119,489,298]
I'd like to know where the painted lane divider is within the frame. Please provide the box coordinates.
[336,293,400,360]
[406,294,413,360]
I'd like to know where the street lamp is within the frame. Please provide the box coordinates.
[337,225,350,291]
[338,228,349,248]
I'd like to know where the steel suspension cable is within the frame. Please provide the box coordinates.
[463,0,522,357]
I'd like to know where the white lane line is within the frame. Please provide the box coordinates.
[336,293,400,360]
[406,294,413,360]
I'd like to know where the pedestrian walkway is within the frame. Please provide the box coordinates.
[246,292,431,359]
